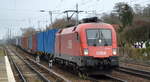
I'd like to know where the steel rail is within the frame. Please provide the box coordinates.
[120,61,150,68]
[87,74,127,82]
[104,74,127,82]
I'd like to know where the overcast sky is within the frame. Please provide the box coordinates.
[0,0,149,40]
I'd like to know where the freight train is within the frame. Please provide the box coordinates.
[12,17,119,74]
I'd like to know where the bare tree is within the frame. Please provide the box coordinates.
[21,27,36,37]
[47,17,76,29]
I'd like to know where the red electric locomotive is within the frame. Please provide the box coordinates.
[55,18,118,72]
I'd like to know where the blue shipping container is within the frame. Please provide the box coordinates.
[37,32,44,52]
[43,31,48,53]
[45,29,58,54]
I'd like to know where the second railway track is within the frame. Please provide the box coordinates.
[107,65,150,82]
[116,66,150,80]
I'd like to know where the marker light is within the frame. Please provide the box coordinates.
[113,48,117,55]
[84,48,88,56]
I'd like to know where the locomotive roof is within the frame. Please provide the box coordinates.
[59,22,114,35]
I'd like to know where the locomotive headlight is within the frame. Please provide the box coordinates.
[84,48,88,56]
[113,48,117,55]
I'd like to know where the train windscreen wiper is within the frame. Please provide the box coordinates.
[93,32,99,46]
[99,30,108,46]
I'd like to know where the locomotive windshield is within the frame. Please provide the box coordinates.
[86,29,112,46]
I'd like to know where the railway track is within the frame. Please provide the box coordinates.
[6,47,49,82]
[120,60,150,68]
[116,66,150,80]
[6,46,70,82]
[4,48,27,82]
[119,61,150,73]
[104,74,127,82]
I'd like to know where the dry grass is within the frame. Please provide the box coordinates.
[0,47,4,57]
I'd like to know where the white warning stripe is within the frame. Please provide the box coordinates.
[5,56,16,82]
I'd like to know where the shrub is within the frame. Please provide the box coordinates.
[119,47,150,61]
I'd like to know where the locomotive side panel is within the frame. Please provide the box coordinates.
[55,32,82,65]
[60,33,81,56]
